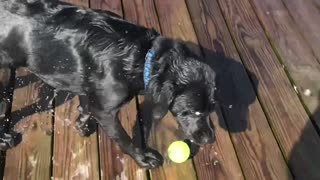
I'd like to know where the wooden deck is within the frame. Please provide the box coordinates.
[0,0,320,179]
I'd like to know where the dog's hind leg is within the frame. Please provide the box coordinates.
[75,95,96,137]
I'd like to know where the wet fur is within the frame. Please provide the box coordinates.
[0,0,216,169]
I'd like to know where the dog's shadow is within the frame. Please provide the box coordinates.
[287,92,320,179]
[196,42,258,132]
[1,73,75,129]
[134,41,259,155]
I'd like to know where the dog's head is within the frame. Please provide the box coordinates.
[148,37,216,145]
[170,82,216,145]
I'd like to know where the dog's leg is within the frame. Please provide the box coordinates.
[93,108,163,169]
[75,95,96,137]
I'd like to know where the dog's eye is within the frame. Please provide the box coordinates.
[181,111,191,116]
[180,110,202,116]
[181,110,195,116]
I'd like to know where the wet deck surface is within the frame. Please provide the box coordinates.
[0,0,320,179]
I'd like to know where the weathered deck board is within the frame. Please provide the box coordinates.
[193,109,244,180]
[249,0,320,133]
[4,68,52,180]
[0,68,11,178]
[122,0,197,178]
[125,0,198,179]
[186,0,292,179]
[150,0,244,179]
[65,0,88,7]
[216,0,320,179]
[90,1,147,179]
[52,0,99,180]
[154,0,199,47]
[312,0,320,9]
[1,0,320,179]
[122,0,161,31]
[99,100,147,180]
[144,112,198,180]
[280,0,320,63]
[52,95,99,180]
[0,68,11,119]
[90,0,122,13]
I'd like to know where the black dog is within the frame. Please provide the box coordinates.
[0,0,216,169]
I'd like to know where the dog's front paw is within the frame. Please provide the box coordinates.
[0,131,21,150]
[135,148,164,169]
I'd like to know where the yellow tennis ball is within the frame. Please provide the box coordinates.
[168,141,190,163]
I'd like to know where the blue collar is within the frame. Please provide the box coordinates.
[144,49,155,89]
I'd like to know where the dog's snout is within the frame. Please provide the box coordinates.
[200,135,215,144]
[193,130,215,145]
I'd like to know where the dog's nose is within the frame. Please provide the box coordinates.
[191,128,216,145]
[199,135,215,144]
[194,131,215,145]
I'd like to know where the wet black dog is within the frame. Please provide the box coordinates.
[0,0,216,169]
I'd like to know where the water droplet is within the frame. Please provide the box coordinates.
[303,89,311,96]
[213,160,219,166]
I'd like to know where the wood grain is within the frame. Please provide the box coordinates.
[65,0,88,7]
[144,110,198,180]
[122,0,161,31]
[312,0,320,9]
[0,68,11,179]
[193,109,244,180]
[153,0,245,179]
[124,0,199,179]
[186,0,292,179]
[280,0,320,63]
[90,1,148,179]
[142,0,241,179]
[216,0,320,179]
[52,95,99,180]
[98,100,147,180]
[249,0,320,133]
[4,68,52,180]
[123,0,198,179]
[90,0,122,14]
[52,1,99,180]
[0,69,12,116]
[154,0,199,53]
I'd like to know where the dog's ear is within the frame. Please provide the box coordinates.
[148,79,175,121]
[145,37,179,120]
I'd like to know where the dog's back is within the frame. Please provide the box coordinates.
[0,0,158,93]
